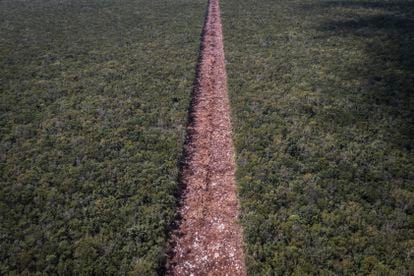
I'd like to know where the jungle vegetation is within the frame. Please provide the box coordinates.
[0,0,204,274]
[222,0,414,274]
[1,0,413,274]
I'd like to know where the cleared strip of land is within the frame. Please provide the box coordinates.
[166,0,246,274]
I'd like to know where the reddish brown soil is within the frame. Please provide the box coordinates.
[166,0,246,274]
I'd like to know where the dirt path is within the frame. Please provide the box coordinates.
[166,0,246,274]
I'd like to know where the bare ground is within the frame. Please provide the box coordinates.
[166,0,246,274]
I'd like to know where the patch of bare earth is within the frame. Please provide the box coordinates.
[166,0,246,274]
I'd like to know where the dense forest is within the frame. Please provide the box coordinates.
[222,0,413,274]
[0,0,204,273]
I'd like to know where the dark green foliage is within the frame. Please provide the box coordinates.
[221,0,414,274]
[0,0,204,273]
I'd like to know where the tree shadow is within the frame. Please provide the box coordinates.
[319,0,414,10]
[310,0,414,150]
[316,0,414,69]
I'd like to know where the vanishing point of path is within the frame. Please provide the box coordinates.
[166,0,246,274]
